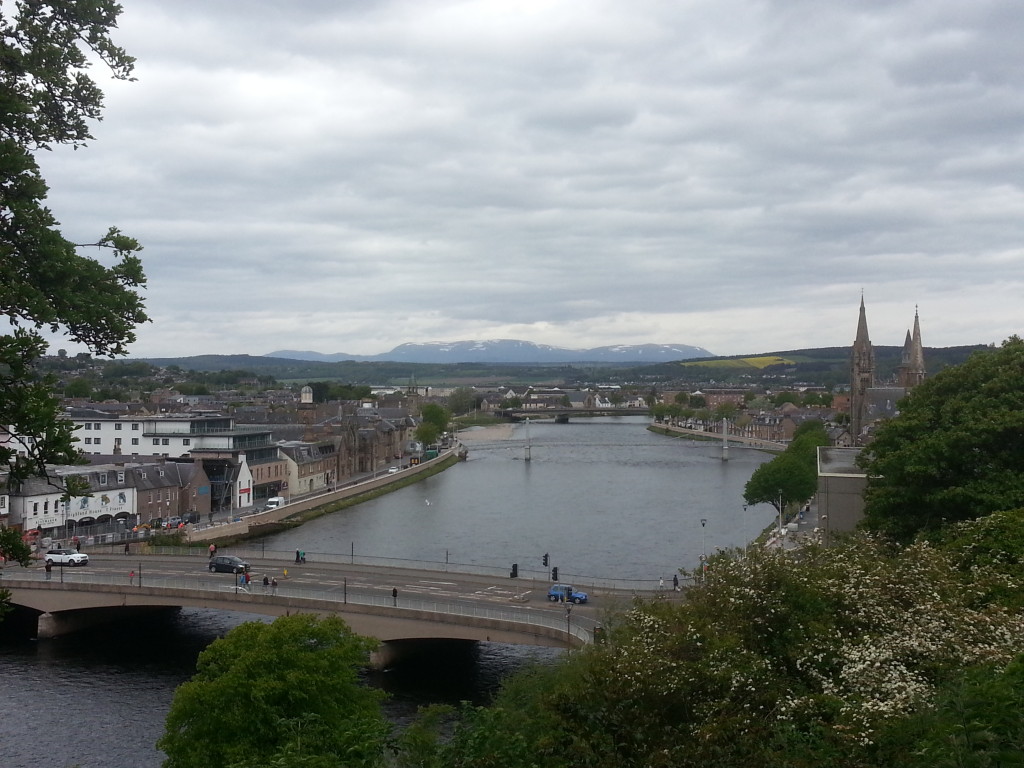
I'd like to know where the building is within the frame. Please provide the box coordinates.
[849,299,925,444]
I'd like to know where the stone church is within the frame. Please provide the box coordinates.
[849,297,926,443]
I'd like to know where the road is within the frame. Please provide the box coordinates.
[29,552,618,622]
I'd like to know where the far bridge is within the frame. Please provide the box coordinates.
[499,407,650,423]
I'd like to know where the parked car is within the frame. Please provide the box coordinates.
[547,583,588,604]
[208,555,250,574]
[44,548,89,567]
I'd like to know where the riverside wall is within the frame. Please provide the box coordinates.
[186,446,461,544]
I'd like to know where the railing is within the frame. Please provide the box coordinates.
[0,569,596,644]
[141,544,694,594]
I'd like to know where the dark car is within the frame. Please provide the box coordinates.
[208,555,249,574]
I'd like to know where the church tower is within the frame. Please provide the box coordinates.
[896,308,926,388]
[850,296,875,441]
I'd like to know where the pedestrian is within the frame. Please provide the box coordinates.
[73,536,80,552]
[209,543,217,558]
[392,587,398,606]
[300,550,306,564]
[659,576,665,591]
[673,573,680,591]
[271,577,278,594]
[262,575,269,592]
[44,561,52,581]
[295,549,300,564]
[129,570,135,586]
[124,541,129,555]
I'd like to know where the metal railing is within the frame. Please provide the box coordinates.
[1,568,596,644]
[141,543,693,594]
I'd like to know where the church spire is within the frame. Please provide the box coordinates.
[850,295,875,443]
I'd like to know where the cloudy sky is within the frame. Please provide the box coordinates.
[34,0,1024,359]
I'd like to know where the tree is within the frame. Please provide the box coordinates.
[420,403,450,434]
[1,2,146,490]
[0,526,33,622]
[417,527,1024,768]
[860,337,1024,541]
[415,421,441,446]
[446,387,477,416]
[744,420,827,517]
[743,450,816,516]
[158,614,388,768]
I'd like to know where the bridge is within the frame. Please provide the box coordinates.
[498,406,651,422]
[0,560,609,666]
[653,421,788,452]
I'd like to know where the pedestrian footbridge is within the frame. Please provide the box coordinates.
[1,572,593,667]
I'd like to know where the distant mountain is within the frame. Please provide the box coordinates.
[266,339,714,364]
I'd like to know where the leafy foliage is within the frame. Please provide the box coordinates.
[743,420,828,515]
[411,527,1024,768]
[860,337,1024,541]
[158,614,388,768]
[0,525,33,621]
[1,1,146,488]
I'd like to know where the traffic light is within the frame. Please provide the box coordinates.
[551,566,558,581]
[542,553,549,567]
[511,563,519,578]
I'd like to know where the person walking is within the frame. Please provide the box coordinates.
[129,570,135,586]
[262,575,269,592]
[673,573,680,591]
[295,550,301,564]
[124,541,129,555]
[209,543,217,559]
[271,577,278,594]
[392,587,398,606]
[44,561,52,581]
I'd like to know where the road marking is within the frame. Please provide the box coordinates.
[419,580,457,586]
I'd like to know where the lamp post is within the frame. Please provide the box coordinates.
[700,518,707,583]
[777,491,784,548]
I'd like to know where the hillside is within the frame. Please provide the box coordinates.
[136,344,989,388]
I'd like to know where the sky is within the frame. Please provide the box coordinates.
[31,0,1024,359]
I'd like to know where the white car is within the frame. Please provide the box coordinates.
[387,466,400,474]
[44,548,89,566]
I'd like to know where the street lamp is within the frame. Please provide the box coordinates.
[700,518,707,583]
[777,491,784,548]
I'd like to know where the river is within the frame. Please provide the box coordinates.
[0,417,773,768]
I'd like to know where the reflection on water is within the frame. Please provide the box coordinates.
[0,608,562,768]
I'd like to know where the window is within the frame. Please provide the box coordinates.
[98,473,107,485]
[84,423,92,430]
[131,423,139,431]
[148,492,152,503]
[141,472,147,479]
[153,438,160,445]
[162,438,169,445]
[117,471,125,483]
[93,438,100,445]
[84,437,92,444]
[32,502,38,512]
[44,500,49,511]
[131,437,139,445]
[182,438,191,446]
[114,437,122,446]
[94,423,101,429]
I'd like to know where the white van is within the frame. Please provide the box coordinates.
[264,496,286,510]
